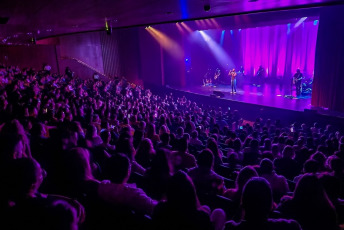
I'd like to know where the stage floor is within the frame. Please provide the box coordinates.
[171,84,312,112]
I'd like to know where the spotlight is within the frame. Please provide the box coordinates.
[31,37,36,45]
[105,19,112,35]
[204,4,211,12]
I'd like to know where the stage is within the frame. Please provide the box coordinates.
[170,83,312,112]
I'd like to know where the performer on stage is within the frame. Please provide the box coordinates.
[255,65,265,86]
[239,66,245,76]
[214,68,221,85]
[203,68,212,86]
[293,69,303,97]
[229,68,237,94]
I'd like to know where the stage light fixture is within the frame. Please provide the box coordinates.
[204,4,211,12]
[31,37,36,45]
[105,19,112,35]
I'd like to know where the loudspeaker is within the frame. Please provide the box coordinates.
[212,90,225,98]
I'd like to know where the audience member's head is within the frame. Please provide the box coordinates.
[149,149,172,176]
[166,171,199,210]
[259,158,274,175]
[103,153,131,184]
[236,166,258,190]
[303,159,319,173]
[46,200,79,230]
[241,177,273,221]
[196,149,214,170]
[282,146,294,159]
[177,137,188,153]
[5,158,43,199]
[293,174,332,208]
[64,147,95,183]
[160,132,170,145]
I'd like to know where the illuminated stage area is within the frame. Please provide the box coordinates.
[143,11,320,113]
[171,83,312,112]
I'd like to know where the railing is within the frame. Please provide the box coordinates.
[60,56,110,79]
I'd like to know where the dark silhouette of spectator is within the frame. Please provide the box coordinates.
[259,158,289,203]
[223,166,258,221]
[277,174,339,230]
[171,137,196,171]
[157,132,172,150]
[207,137,224,166]
[143,149,172,200]
[242,139,261,166]
[99,153,157,215]
[1,158,84,230]
[188,149,225,196]
[225,177,301,230]
[274,146,300,180]
[135,138,156,169]
[152,171,214,230]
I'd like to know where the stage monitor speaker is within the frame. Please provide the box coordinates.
[212,90,225,98]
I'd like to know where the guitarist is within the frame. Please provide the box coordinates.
[293,69,303,96]
[214,68,221,85]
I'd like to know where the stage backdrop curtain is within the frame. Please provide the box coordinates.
[186,21,318,83]
[239,22,318,79]
[311,6,344,112]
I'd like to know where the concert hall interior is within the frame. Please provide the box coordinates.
[2,1,344,230]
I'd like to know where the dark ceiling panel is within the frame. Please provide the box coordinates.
[0,0,342,44]
[0,17,9,24]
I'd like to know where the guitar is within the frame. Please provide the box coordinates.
[214,69,221,80]
[293,73,303,84]
[214,71,220,80]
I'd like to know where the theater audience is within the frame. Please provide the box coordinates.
[1,63,344,230]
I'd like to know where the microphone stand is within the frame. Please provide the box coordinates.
[284,76,294,99]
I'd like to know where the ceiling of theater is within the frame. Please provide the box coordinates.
[0,0,342,44]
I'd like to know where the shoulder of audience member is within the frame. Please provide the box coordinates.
[267,218,302,230]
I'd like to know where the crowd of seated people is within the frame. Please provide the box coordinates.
[0,63,344,230]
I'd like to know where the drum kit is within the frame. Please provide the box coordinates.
[301,78,313,95]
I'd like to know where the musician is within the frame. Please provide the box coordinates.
[203,68,212,86]
[214,68,221,85]
[239,66,245,76]
[228,68,237,94]
[293,69,303,96]
[255,65,265,86]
